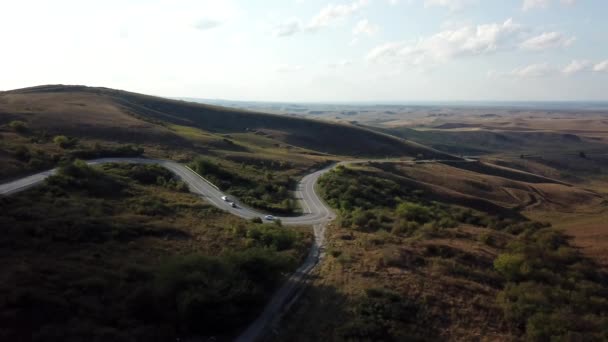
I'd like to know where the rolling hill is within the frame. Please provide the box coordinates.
[0,85,454,159]
[372,125,608,156]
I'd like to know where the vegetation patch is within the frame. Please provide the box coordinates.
[337,288,427,341]
[495,228,608,340]
[0,161,309,341]
[275,163,608,341]
[190,157,298,214]
[317,165,529,236]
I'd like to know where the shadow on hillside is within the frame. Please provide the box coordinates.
[368,162,527,221]
[266,283,349,342]
[269,278,437,342]
[439,160,566,185]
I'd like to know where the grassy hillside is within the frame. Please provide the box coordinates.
[0,85,457,214]
[0,85,453,160]
[276,163,608,341]
[0,161,310,341]
[375,125,607,156]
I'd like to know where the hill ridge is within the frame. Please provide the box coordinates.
[1,84,459,159]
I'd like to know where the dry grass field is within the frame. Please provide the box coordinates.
[386,161,608,269]
[275,161,608,341]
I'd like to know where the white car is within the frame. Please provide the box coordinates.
[229,202,237,208]
[221,196,230,202]
[264,215,275,221]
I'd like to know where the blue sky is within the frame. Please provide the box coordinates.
[1,0,606,101]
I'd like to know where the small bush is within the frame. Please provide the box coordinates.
[436,216,458,228]
[396,202,431,224]
[13,145,31,161]
[231,224,247,237]
[494,253,525,282]
[338,287,423,341]
[478,232,495,246]
[391,220,420,235]
[9,120,28,133]
[245,224,299,251]
[53,135,78,149]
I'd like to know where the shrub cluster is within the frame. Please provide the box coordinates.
[11,145,57,171]
[190,157,297,214]
[6,141,145,180]
[129,248,296,336]
[53,135,78,149]
[337,288,425,341]
[318,165,405,211]
[0,163,306,341]
[46,160,125,197]
[320,167,554,239]
[320,168,476,235]
[9,120,29,133]
[494,228,608,340]
[101,163,188,192]
[237,223,302,251]
[69,144,144,159]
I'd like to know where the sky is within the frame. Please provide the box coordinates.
[1,0,607,102]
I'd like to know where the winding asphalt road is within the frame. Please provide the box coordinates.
[0,157,336,341]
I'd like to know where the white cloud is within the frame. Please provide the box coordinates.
[273,0,369,37]
[594,60,608,72]
[353,19,379,36]
[276,64,304,73]
[522,0,577,11]
[522,0,550,11]
[194,19,221,31]
[273,19,302,37]
[510,63,556,78]
[307,0,369,31]
[492,59,608,79]
[367,18,521,65]
[520,31,575,50]
[424,0,477,11]
[328,60,352,68]
[367,42,405,61]
[562,60,591,74]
